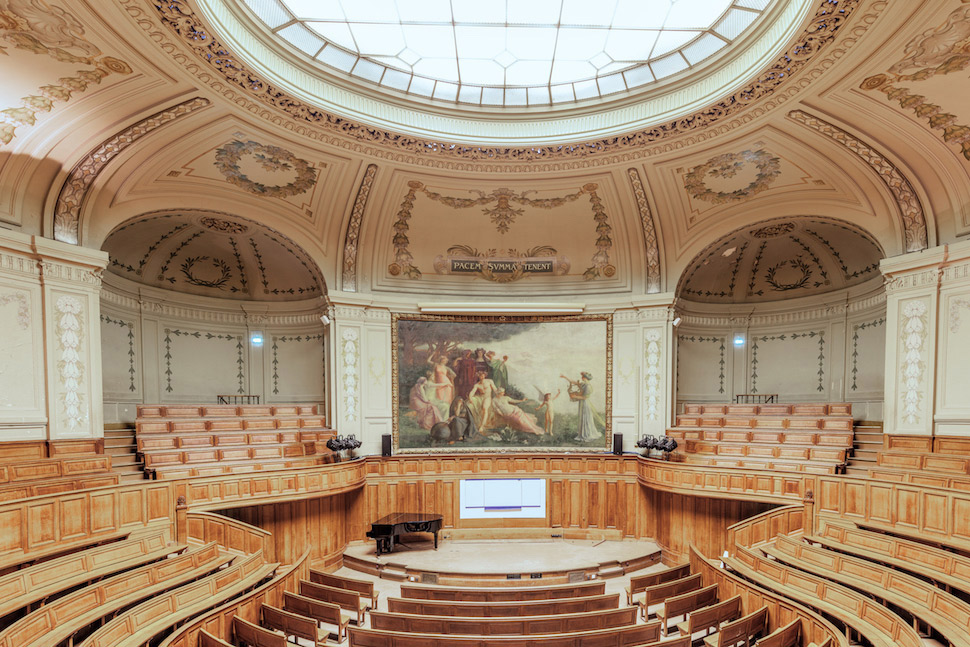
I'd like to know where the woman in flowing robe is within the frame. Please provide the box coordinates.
[409,376,445,430]
[491,389,543,434]
[428,354,456,405]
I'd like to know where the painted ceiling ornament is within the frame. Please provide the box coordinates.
[199,215,248,234]
[860,4,970,162]
[764,258,813,291]
[684,148,782,204]
[213,140,317,198]
[751,222,796,239]
[180,255,233,289]
[419,185,584,235]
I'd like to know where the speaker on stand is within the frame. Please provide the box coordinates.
[612,433,623,455]
[381,434,392,457]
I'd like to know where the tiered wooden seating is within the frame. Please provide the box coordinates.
[134,404,334,478]
[387,594,620,617]
[725,545,922,647]
[640,572,703,619]
[199,631,235,647]
[0,442,114,501]
[283,592,354,642]
[676,594,741,641]
[78,550,277,647]
[670,403,854,474]
[811,518,970,596]
[400,581,606,602]
[309,567,379,609]
[368,607,637,634]
[0,542,231,647]
[348,624,690,647]
[763,533,970,647]
[233,616,286,647]
[753,619,799,647]
[877,435,970,476]
[261,604,329,647]
[656,583,717,635]
[625,562,690,604]
[702,606,767,647]
[0,528,171,621]
[300,579,369,624]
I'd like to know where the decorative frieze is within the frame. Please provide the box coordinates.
[341,164,378,292]
[54,296,86,432]
[899,300,928,425]
[626,168,662,293]
[340,328,360,422]
[643,329,662,421]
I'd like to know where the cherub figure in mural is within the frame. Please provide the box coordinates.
[492,389,543,435]
[533,388,562,433]
[486,351,509,390]
[428,353,456,405]
[561,372,602,441]
[452,349,477,399]
[467,371,499,430]
[408,376,447,430]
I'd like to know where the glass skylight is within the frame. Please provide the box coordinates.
[241,0,772,107]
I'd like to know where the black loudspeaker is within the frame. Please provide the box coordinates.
[612,433,623,455]
[381,434,392,457]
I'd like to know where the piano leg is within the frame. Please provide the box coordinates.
[433,530,439,549]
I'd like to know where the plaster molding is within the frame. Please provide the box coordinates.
[786,109,928,252]
[884,269,942,294]
[333,305,392,323]
[341,163,378,292]
[340,327,360,422]
[643,329,663,422]
[40,262,104,288]
[899,298,928,425]
[128,0,873,172]
[52,97,211,245]
[54,295,86,432]
[626,168,662,293]
[679,290,886,328]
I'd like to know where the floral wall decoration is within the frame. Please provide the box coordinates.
[340,328,359,422]
[213,140,318,198]
[55,295,85,431]
[683,148,782,205]
[643,330,662,421]
[900,300,928,425]
[0,0,132,145]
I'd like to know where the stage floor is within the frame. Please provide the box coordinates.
[344,538,660,584]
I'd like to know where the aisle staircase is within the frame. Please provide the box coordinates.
[103,424,145,483]
[844,421,883,476]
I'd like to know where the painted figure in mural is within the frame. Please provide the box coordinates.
[533,388,562,433]
[408,376,446,430]
[561,372,600,441]
[428,353,456,405]
[467,371,499,430]
[448,396,478,441]
[453,349,477,399]
[492,389,544,434]
[473,348,490,379]
[486,351,509,390]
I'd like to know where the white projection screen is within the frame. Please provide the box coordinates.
[459,478,547,519]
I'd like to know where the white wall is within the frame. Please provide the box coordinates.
[675,279,886,420]
[100,275,327,424]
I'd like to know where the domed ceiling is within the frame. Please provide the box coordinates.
[102,212,326,302]
[677,217,883,304]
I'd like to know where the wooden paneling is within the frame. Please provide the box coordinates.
[186,511,272,557]
[726,504,804,549]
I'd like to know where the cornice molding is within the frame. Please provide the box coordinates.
[127,0,875,173]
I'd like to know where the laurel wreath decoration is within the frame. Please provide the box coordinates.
[764,258,813,291]
[684,149,782,204]
[213,140,317,198]
[181,256,233,289]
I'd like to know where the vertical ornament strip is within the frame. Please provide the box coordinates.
[900,300,928,425]
[627,168,662,293]
[55,296,85,431]
[342,163,378,292]
[341,328,360,421]
[644,329,662,421]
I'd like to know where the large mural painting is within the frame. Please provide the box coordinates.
[393,315,611,452]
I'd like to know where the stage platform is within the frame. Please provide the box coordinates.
[342,536,663,587]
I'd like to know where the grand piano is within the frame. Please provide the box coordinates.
[365,512,443,556]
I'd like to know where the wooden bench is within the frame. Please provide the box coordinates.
[400,580,606,602]
[310,568,379,608]
[79,551,277,647]
[753,619,799,647]
[725,545,921,647]
[368,606,637,635]
[300,579,368,624]
[232,616,286,647]
[0,542,232,647]
[387,593,620,617]
[676,594,742,639]
[283,591,353,642]
[0,472,120,502]
[640,572,703,618]
[348,622,683,646]
[656,583,717,635]
[763,534,970,647]
[703,605,768,647]
[0,528,171,619]
[261,603,328,647]
[199,630,235,647]
[625,562,690,604]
